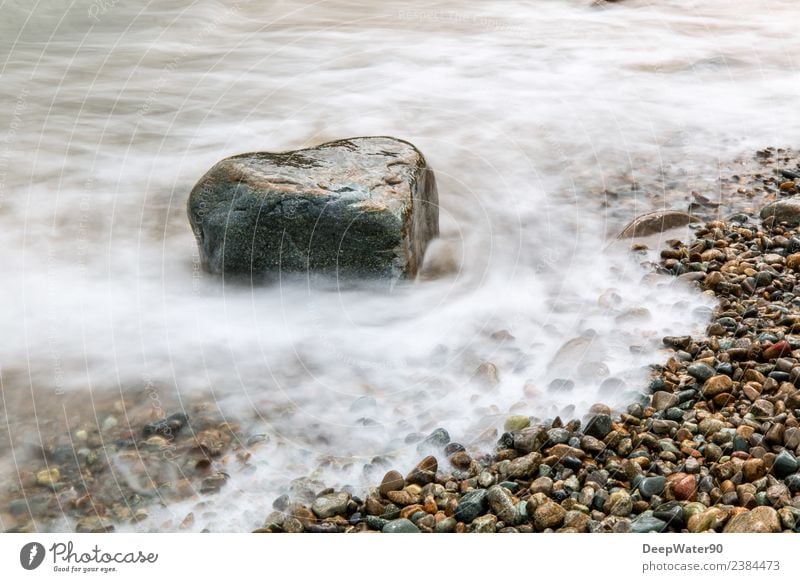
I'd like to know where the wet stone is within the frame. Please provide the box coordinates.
[143,412,188,439]
[504,415,530,432]
[606,490,633,517]
[418,428,450,453]
[651,391,679,411]
[631,513,668,533]
[478,470,495,489]
[76,516,115,533]
[785,475,800,494]
[530,476,554,496]
[773,450,798,478]
[312,492,349,519]
[379,470,405,496]
[752,399,775,418]
[470,514,498,533]
[454,489,488,523]
[487,485,519,526]
[742,458,768,482]
[723,506,781,533]
[702,375,733,397]
[546,428,570,445]
[189,137,439,279]
[406,456,437,486]
[687,362,716,382]
[435,517,457,533]
[534,501,566,531]
[638,476,666,499]
[584,414,612,439]
[382,518,419,533]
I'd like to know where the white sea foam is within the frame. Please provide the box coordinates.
[0,0,798,531]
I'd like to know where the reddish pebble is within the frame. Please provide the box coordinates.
[672,474,698,501]
[763,340,791,360]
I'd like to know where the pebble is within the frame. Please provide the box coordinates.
[76,516,115,533]
[687,507,724,533]
[637,476,666,499]
[651,391,679,411]
[606,490,633,517]
[530,476,554,496]
[785,474,800,493]
[418,428,450,452]
[472,362,500,387]
[406,456,437,486]
[751,399,775,418]
[386,490,420,506]
[702,375,732,397]
[546,428,570,444]
[487,485,519,525]
[101,416,118,431]
[36,468,60,489]
[533,501,566,531]
[478,470,495,488]
[143,412,188,439]
[311,492,350,519]
[584,414,612,439]
[742,458,768,482]
[631,513,667,533]
[773,450,798,478]
[763,340,792,360]
[506,452,541,479]
[687,362,716,382]
[382,518,420,533]
[470,514,497,533]
[435,517,457,533]
[379,470,405,496]
[454,489,488,523]
[723,506,781,533]
[671,474,697,501]
[504,415,531,432]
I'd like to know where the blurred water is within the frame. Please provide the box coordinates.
[1,0,798,530]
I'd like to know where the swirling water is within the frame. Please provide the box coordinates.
[0,0,798,530]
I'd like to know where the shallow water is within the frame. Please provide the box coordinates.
[1,0,798,531]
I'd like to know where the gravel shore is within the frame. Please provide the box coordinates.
[257,147,800,533]
[4,147,800,533]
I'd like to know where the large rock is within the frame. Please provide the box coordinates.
[187,137,439,280]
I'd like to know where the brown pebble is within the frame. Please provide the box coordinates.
[449,451,472,469]
[379,470,405,497]
[386,490,420,506]
[399,504,425,519]
[742,458,767,482]
[702,375,733,397]
[671,473,697,501]
[787,253,800,270]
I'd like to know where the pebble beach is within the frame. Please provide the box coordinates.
[4,148,800,534]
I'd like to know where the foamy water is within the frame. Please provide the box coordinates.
[1,0,798,531]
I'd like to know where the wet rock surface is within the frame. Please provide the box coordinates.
[6,148,800,534]
[187,136,439,280]
[250,151,800,533]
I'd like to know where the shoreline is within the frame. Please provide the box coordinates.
[258,147,800,533]
[3,148,800,533]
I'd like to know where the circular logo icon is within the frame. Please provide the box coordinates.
[20,542,46,570]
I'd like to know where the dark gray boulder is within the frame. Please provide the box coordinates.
[187,136,439,280]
